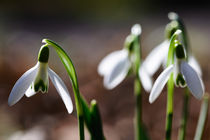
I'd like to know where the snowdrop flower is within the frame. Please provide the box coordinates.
[98,24,152,91]
[141,17,202,93]
[8,45,73,114]
[98,48,131,89]
[149,43,204,103]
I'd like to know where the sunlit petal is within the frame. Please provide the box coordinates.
[139,64,153,92]
[48,68,73,114]
[143,40,170,76]
[8,64,38,106]
[180,61,204,99]
[25,85,36,97]
[149,65,174,103]
[103,51,131,89]
[188,56,202,76]
[98,50,128,76]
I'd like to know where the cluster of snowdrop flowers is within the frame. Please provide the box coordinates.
[140,13,202,92]
[98,24,152,91]
[149,31,205,103]
[8,45,73,114]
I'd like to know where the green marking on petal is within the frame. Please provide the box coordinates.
[34,79,48,93]
[175,73,186,87]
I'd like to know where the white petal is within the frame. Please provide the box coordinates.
[188,56,202,76]
[139,64,153,92]
[143,40,170,76]
[48,68,73,114]
[8,64,38,106]
[149,65,174,103]
[180,61,204,99]
[25,86,36,97]
[103,50,131,89]
[98,50,128,76]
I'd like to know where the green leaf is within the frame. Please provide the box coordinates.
[81,97,106,140]
[80,95,92,130]
[89,100,105,140]
[194,94,209,140]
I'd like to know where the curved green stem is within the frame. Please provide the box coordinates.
[178,88,190,140]
[43,39,84,140]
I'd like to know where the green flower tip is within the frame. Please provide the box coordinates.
[168,12,179,21]
[175,73,186,87]
[38,45,49,63]
[34,79,48,92]
[175,43,185,59]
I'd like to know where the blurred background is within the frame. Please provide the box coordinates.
[0,0,210,140]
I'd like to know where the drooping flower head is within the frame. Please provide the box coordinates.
[149,30,205,103]
[98,24,152,91]
[8,45,73,114]
[140,12,202,93]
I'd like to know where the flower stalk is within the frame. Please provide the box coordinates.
[165,30,181,140]
[129,25,143,140]
[165,73,174,140]
[42,39,84,140]
[178,88,190,140]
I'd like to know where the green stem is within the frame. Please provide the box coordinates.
[194,94,209,140]
[178,88,190,140]
[134,76,142,140]
[43,39,84,140]
[165,74,174,140]
[79,115,85,140]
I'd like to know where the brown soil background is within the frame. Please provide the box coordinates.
[0,12,210,140]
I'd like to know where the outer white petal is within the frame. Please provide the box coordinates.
[149,65,174,103]
[8,64,38,106]
[48,68,73,114]
[139,64,153,92]
[98,50,128,76]
[25,86,36,97]
[103,50,131,89]
[143,40,170,76]
[180,61,204,99]
[188,56,202,76]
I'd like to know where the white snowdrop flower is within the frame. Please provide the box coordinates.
[98,24,152,91]
[141,21,202,93]
[8,45,73,114]
[149,43,204,103]
[98,49,131,90]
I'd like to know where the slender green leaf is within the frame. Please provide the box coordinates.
[194,94,209,140]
